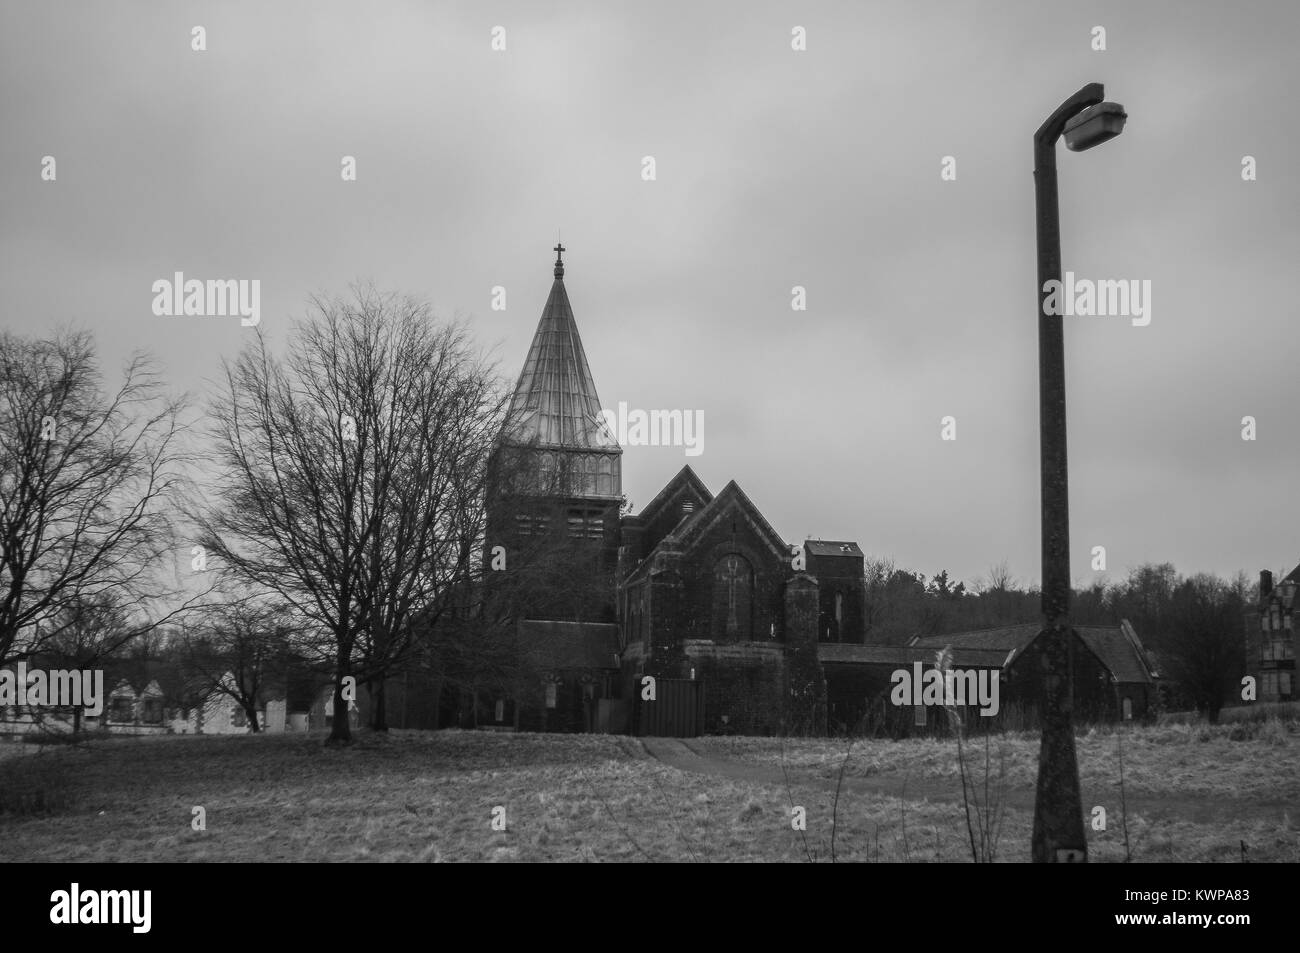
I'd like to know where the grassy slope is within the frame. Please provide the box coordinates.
[1,721,1296,863]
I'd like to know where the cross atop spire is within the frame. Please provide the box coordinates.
[502,241,620,462]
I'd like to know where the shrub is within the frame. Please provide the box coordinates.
[0,754,77,816]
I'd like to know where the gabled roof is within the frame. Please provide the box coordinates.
[673,479,790,561]
[805,540,864,558]
[912,624,1041,653]
[637,465,713,526]
[519,620,622,671]
[913,620,1157,685]
[622,479,788,586]
[502,250,620,453]
[1077,622,1158,684]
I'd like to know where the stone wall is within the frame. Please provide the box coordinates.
[783,574,826,734]
[682,640,785,735]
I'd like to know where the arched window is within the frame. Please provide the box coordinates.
[712,554,754,641]
[597,456,614,496]
[581,455,596,494]
[539,452,555,492]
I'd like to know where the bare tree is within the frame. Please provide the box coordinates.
[0,329,197,667]
[182,600,292,733]
[862,556,897,639]
[976,559,1015,594]
[1164,573,1246,723]
[31,590,143,735]
[196,284,508,743]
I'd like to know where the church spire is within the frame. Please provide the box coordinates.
[502,246,621,460]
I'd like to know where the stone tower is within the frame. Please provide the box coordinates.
[487,245,623,622]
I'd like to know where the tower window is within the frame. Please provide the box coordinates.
[568,508,605,539]
[515,514,551,536]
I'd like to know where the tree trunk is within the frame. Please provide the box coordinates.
[73,707,82,736]
[246,703,261,733]
[371,676,388,731]
[329,658,352,744]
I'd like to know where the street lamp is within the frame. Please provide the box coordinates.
[1031,82,1126,864]
[1063,102,1128,152]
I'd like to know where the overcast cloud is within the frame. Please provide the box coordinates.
[2,0,1297,589]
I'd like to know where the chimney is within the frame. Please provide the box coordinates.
[1260,570,1274,602]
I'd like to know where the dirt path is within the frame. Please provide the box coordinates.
[636,737,1298,829]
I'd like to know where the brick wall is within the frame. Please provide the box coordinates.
[784,575,827,734]
[807,550,866,643]
[682,640,785,735]
[675,528,787,643]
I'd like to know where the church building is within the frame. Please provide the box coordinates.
[485,246,1158,738]
[487,246,865,736]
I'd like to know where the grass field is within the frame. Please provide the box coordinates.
[1,719,1297,862]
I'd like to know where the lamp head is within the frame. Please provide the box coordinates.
[1063,101,1127,151]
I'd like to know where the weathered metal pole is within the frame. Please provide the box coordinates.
[1031,83,1103,864]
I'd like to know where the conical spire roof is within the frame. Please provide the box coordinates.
[504,246,620,451]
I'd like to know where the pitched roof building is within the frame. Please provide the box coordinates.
[480,247,1157,737]
[1247,564,1298,704]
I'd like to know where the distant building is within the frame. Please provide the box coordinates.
[0,671,280,737]
[1245,565,1297,703]
[916,622,1158,724]
[804,541,866,644]
[817,621,1159,734]
[105,679,170,734]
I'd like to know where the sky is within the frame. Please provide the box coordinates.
[2,0,1297,591]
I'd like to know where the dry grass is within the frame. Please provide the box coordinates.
[693,718,1300,800]
[0,719,1296,862]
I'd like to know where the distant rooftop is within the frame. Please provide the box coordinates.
[805,540,864,558]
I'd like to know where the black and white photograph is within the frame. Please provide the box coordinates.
[0,0,1294,927]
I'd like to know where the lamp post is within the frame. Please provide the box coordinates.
[1031,83,1127,864]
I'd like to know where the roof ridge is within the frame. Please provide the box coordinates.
[676,480,788,558]
[918,621,1040,639]
[638,465,712,523]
